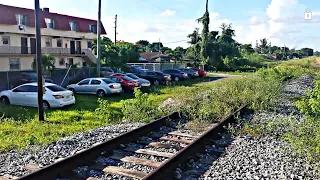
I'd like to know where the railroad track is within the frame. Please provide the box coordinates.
[18,105,247,180]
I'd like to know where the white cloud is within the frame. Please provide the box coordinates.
[160,9,176,16]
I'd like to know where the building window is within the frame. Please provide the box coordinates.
[45,38,52,47]
[68,58,74,65]
[87,41,92,48]
[89,24,97,33]
[2,36,10,45]
[59,57,65,66]
[15,14,27,25]
[57,39,62,47]
[69,21,79,31]
[45,18,56,29]
[9,58,20,70]
[82,62,87,67]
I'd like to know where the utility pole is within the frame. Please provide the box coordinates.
[158,38,161,54]
[114,14,117,45]
[96,0,101,77]
[34,0,44,121]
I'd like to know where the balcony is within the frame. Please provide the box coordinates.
[0,46,97,64]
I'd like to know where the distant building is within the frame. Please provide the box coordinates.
[139,52,170,62]
[0,4,107,71]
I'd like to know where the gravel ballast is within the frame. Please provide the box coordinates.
[0,122,144,177]
[200,74,320,179]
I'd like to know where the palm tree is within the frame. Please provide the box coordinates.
[259,38,268,54]
[32,54,56,73]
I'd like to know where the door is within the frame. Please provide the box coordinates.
[30,38,36,54]
[88,79,101,94]
[75,79,90,93]
[10,85,32,106]
[23,85,38,107]
[70,40,75,54]
[76,41,81,54]
[21,37,28,54]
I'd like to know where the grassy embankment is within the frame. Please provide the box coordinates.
[2,57,318,153]
[233,57,320,165]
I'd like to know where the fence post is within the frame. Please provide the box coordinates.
[153,63,155,71]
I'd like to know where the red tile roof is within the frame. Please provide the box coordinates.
[0,4,107,34]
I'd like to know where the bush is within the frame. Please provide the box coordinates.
[95,98,121,123]
[121,88,161,123]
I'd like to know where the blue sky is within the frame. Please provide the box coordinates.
[1,0,320,50]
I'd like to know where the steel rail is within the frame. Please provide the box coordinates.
[18,112,179,180]
[143,104,248,180]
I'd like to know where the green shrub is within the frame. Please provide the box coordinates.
[95,98,121,123]
[121,88,161,123]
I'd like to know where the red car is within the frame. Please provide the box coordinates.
[110,75,141,92]
[188,67,207,77]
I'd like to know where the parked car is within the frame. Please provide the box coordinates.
[162,69,188,81]
[9,72,53,89]
[110,74,141,92]
[187,67,207,77]
[0,83,75,109]
[66,78,122,97]
[100,67,123,77]
[129,65,148,74]
[179,68,199,78]
[124,73,151,87]
[154,71,172,83]
[134,71,171,85]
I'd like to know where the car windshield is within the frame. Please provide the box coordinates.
[123,76,135,81]
[46,85,67,92]
[127,74,139,79]
[102,78,115,84]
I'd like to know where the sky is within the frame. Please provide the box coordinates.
[1,0,320,51]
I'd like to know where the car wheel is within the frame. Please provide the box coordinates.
[97,90,106,98]
[153,80,160,85]
[174,77,180,81]
[0,96,10,105]
[43,101,50,110]
[69,88,76,94]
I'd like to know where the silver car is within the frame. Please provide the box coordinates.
[66,78,122,97]
[125,73,151,87]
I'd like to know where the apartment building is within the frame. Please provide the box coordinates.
[0,4,107,71]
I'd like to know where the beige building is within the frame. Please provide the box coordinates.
[0,4,107,72]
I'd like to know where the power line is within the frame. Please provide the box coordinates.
[140,0,166,12]
[163,39,189,44]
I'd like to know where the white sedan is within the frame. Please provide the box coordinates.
[0,83,75,109]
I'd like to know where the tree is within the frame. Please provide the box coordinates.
[31,54,56,73]
[258,38,268,54]
[196,0,210,68]
[187,28,201,45]
[136,40,150,47]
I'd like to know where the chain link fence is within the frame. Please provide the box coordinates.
[0,63,186,91]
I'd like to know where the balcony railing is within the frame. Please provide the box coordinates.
[0,46,91,55]
[0,46,98,64]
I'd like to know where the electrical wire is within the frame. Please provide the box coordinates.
[163,39,189,44]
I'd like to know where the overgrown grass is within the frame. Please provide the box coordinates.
[232,56,320,166]
[0,73,282,152]
[0,77,219,152]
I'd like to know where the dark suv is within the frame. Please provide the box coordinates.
[9,72,53,89]
[162,69,188,81]
[135,71,171,85]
